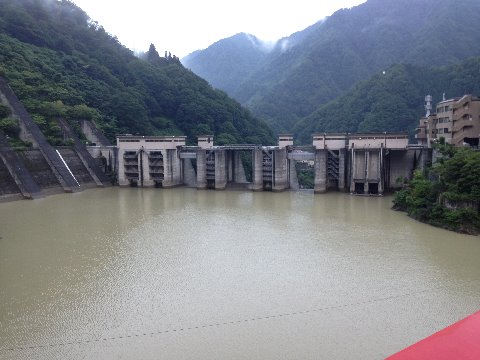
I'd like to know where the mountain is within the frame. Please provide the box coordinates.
[0,0,274,146]
[182,33,271,96]
[183,0,480,134]
[294,57,480,144]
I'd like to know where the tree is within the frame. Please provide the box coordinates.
[0,103,11,119]
[146,43,161,65]
[0,117,20,137]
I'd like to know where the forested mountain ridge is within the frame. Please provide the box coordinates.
[182,33,271,97]
[183,0,480,134]
[0,0,274,146]
[294,57,480,144]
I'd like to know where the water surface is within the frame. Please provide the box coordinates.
[0,188,479,359]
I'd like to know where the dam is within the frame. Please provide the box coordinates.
[115,133,427,195]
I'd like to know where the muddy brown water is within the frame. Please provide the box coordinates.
[1,188,479,359]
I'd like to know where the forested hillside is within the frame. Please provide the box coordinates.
[294,58,480,143]
[0,0,274,146]
[184,0,480,134]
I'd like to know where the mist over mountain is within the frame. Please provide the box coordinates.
[183,0,480,135]
[0,0,274,146]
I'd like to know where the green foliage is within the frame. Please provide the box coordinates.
[67,104,99,121]
[0,103,10,118]
[436,148,480,202]
[215,133,237,145]
[432,137,456,159]
[0,116,20,137]
[38,100,67,118]
[393,147,480,234]
[5,136,31,150]
[0,0,274,146]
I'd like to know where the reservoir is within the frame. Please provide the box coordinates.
[0,188,479,359]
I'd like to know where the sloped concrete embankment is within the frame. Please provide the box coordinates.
[0,77,79,192]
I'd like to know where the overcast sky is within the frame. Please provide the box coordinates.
[72,0,366,58]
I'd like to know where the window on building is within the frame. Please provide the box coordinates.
[444,128,449,133]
